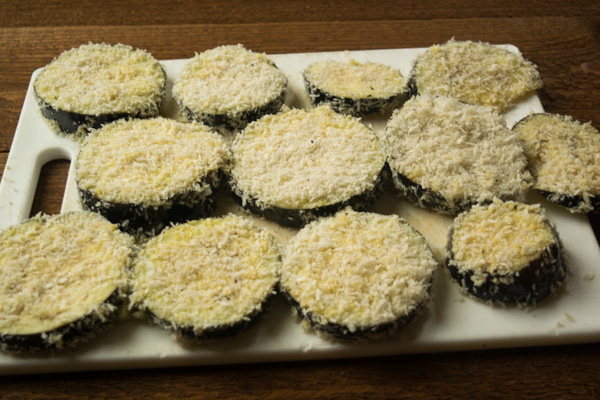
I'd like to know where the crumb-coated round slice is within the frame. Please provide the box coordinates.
[512,113,600,213]
[303,58,408,116]
[381,95,532,215]
[129,214,281,341]
[172,44,288,132]
[445,199,566,305]
[34,42,166,135]
[76,117,230,236]
[0,211,134,353]
[280,209,438,340]
[409,39,542,112]
[229,105,386,227]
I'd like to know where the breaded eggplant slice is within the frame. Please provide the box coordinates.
[409,39,542,112]
[303,58,408,116]
[512,113,600,213]
[172,44,288,132]
[445,199,566,305]
[280,209,438,341]
[229,105,386,228]
[34,42,166,135]
[129,214,281,341]
[0,212,134,353]
[381,95,532,215]
[76,117,229,236]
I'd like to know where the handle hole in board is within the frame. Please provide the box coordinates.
[29,159,70,217]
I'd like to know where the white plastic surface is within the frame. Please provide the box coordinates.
[0,47,599,376]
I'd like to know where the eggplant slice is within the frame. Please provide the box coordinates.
[229,105,386,228]
[381,95,532,215]
[0,212,134,353]
[75,117,229,237]
[303,59,408,116]
[34,43,166,135]
[129,214,281,341]
[172,44,288,132]
[445,199,566,305]
[512,112,600,213]
[280,209,438,341]
[408,39,542,112]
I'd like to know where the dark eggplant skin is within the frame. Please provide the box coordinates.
[34,65,166,135]
[229,168,387,228]
[78,171,222,237]
[304,77,408,117]
[390,168,476,215]
[0,289,125,354]
[281,288,424,341]
[406,58,425,98]
[144,291,276,342]
[177,88,287,132]
[407,74,419,98]
[37,99,134,135]
[445,225,566,305]
[537,190,600,214]
[406,63,423,99]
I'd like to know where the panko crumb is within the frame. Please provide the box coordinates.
[564,313,576,323]
[584,273,596,281]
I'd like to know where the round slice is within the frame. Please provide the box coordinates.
[172,44,288,132]
[512,113,600,213]
[0,212,134,353]
[280,209,438,340]
[303,58,408,116]
[34,42,166,135]
[381,95,532,214]
[130,214,281,341]
[445,199,566,305]
[229,105,386,227]
[76,117,230,236]
[409,39,542,112]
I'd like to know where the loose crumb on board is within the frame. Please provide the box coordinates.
[564,313,576,323]
[553,313,576,334]
[584,273,596,281]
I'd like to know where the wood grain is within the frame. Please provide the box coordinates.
[2,0,599,27]
[2,16,600,153]
[0,345,598,399]
[0,1,599,398]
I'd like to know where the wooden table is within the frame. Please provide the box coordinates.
[1,1,599,398]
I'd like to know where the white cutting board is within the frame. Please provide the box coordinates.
[0,46,599,376]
